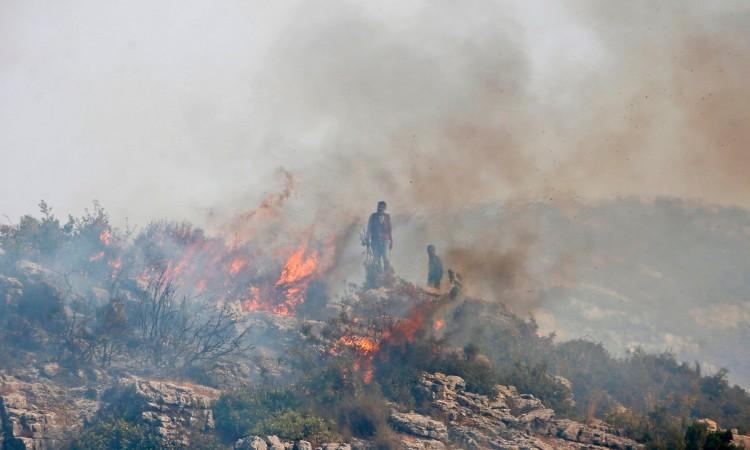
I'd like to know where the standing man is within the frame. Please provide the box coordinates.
[426,244,444,289]
[366,201,393,273]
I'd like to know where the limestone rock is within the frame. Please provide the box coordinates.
[235,436,268,450]
[413,372,643,450]
[294,441,313,450]
[107,377,220,446]
[389,412,448,441]
[0,374,98,450]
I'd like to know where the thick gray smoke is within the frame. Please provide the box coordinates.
[2,0,749,307]
[2,1,749,221]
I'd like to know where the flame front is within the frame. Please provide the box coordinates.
[336,334,380,356]
[228,257,247,275]
[276,244,319,287]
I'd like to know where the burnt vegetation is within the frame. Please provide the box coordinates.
[1,202,750,449]
[0,202,253,383]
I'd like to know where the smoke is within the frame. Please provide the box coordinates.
[245,0,750,307]
[249,0,750,217]
[2,0,749,309]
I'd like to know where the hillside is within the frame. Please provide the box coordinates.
[1,202,749,449]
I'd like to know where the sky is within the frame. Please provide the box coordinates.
[2,0,748,228]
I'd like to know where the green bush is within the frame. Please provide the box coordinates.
[251,410,340,444]
[67,419,163,450]
[213,388,301,441]
[685,422,735,450]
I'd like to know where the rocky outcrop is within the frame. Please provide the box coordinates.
[105,377,220,446]
[234,435,353,450]
[405,372,643,450]
[0,374,98,450]
[0,373,220,450]
[390,412,449,441]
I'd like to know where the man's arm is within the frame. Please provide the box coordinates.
[366,213,374,245]
[386,214,393,248]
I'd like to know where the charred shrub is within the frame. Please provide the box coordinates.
[334,394,394,444]
[16,281,66,335]
[296,279,330,320]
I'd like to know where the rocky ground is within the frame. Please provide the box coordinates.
[229,371,646,450]
[1,256,744,449]
[0,367,644,449]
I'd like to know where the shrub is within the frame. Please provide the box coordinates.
[685,422,735,450]
[251,410,340,444]
[67,419,162,450]
[334,394,392,440]
[213,388,301,441]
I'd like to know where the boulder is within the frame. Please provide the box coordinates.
[390,412,448,441]
[266,435,285,450]
[294,441,313,450]
[236,436,268,450]
[106,377,220,446]
[414,372,643,450]
[0,374,98,450]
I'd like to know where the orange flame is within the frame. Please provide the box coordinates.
[363,367,374,384]
[89,251,105,262]
[336,335,380,356]
[227,257,247,275]
[276,244,319,287]
[433,319,445,331]
[99,230,111,246]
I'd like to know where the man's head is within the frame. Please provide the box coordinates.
[427,244,436,255]
[377,201,387,213]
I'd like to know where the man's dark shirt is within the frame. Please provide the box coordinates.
[367,212,392,244]
[428,254,444,288]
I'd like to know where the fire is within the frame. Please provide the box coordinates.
[227,257,247,275]
[276,244,319,287]
[271,304,292,316]
[242,286,263,311]
[99,229,111,246]
[109,258,122,270]
[363,367,374,384]
[433,319,445,331]
[336,335,380,356]
[89,251,105,262]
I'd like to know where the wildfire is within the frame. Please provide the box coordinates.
[242,239,331,316]
[227,257,247,275]
[336,334,380,356]
[276,243,319,288]
[363,367,374,384]
[433,319,445,331]
[99,229,111,246]
[89,251,105,262]
[242,286,263,311]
